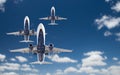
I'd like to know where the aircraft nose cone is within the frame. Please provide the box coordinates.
[25,16,29,20]
[51,6,55,10]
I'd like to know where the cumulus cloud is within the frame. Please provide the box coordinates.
[112,57,118,61]
[64,67,78,73]
[20,64,38,72]
[82,51,107,67]
[111,1,120,12]
[0,63,20,71]
[53,51,120,75]
[95,15,120,29]
[0,53,6,62]
[79,66,100,74]
[47,54,77,63]
[49,51,120,75]
[54,69,64,75]
[46,72,51,75]
[1,72,18,75]
[114,32,120,41]
[0,63,38,75]
[108,65,120,75]
[21,64,31,71]
[0,0,6,12]
[15,56,27,62]
[10,58,16,62]
[104,31,112,37]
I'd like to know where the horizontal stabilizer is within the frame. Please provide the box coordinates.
[48,23,58,25]
[30,61,52,65]
[20,40,34,43]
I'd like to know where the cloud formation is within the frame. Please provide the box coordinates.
[15,56,27,63]
[50,51,120,75]
[0,53,6,62]
[104,31,112,37]
[0,0,6,12]
[0,62,38,75]
[81,51,107,67]
[95,0,120,42]
[47,54,77,63]
[112,57,118,61]
[95,15,120,30]
[111,1,120,12]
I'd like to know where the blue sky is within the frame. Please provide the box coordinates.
[0,0,120,75]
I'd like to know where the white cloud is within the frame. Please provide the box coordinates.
[52,51,120,75]
[46,72,51,75]
[0,62,39,74]
[0,0,6,12]
[64,67,78,74]
[115,32,120,41]
[0,63,20,72]
[112,57,118,61]
[0,53,6,62]
[115,32,120,36]
[4,63,20,70]
[21,64,31,71]
[104,31,112,37]
[108,65,120,75]
[16,56,27,62]
[111,2,120,12]
[10,58,16,62]
[82,51,106,67]
[95,15,120,29]
[118,61,120,64]
[54,69,64,75]
[79,66,100,74]
[47,54,77,63]
[2,72,18,75]
[20,64,38,72]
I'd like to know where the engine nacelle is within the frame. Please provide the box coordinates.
[31,30,34,34]
[49,43,54,51]
[19,30,22,34]
[29,44,33,51]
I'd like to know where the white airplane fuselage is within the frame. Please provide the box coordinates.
[51,6,56,23]
[36,23,46,62]
[23,16,30,41]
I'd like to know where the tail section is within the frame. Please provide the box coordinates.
[30,61,52,64]
[20,40,34,43]
[48,23,58,25]
[30,53,52,65]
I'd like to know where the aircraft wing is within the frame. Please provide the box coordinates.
[7,31,24,36]
[55,16,67,20]
[29,30,37,36]
[10,46,37,53]
[39,17,51,20]
[45,46,72,53]
[10,48,30,53]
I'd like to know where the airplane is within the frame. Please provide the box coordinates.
[10,23,72,64]
[7,16,36,43]
[39,6,67,25]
